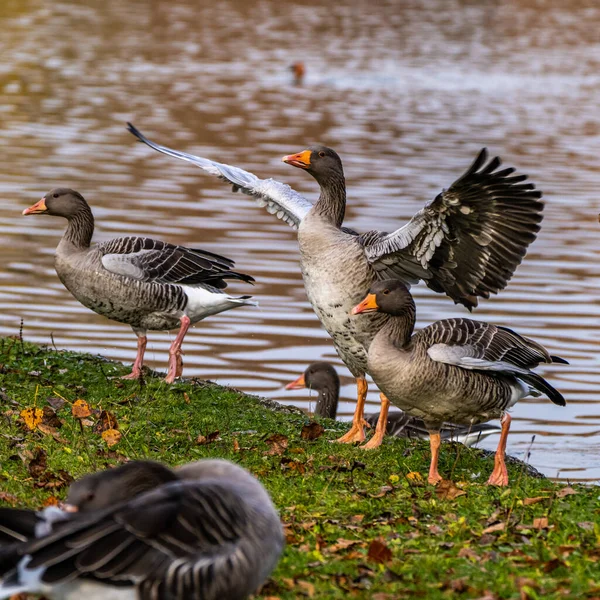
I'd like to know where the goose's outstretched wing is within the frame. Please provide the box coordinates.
[99,236,254,288]
[360,149,545,309]
[127,123,312,229]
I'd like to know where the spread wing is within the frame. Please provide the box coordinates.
[5,480,249,597]
[127,123,312,229]
[99,236,254,288]
[361,149,544,309]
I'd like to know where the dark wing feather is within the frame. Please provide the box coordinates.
[362,149,544,309]
[416,318,563,369]
[98,236,254,288]
[19,480,247,593]
[127,123,312,229]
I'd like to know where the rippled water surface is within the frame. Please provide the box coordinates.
[1,0,599,480]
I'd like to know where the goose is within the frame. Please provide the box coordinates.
[0,459,284,600]
[23,188,256,383]
[351,279,567,486]
[126,123,544,445]
[285,361,501,446]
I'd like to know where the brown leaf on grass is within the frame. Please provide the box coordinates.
[42,496,59,507]
[101,429,122,447]
[46,396,66,411]
[37,423,68,444]
[327,538,362,554]
[93,410,118,433]
[406,471,424,483]
[435,479,466,501]
[183,392,191,405]
[370,485,394,498]
[20,407,43,430]
[280,457,306,474]
[296,580,315,598]
[577,521,594,531]
[482,522,506,535]
[458,547,479,561]
[523,496,548,506]
[71,399,91,419]
[556,486,577,498]
[0,491,18,505]
[532,517,549,530]
[350,514,364,523]
[27,447,48,478]
[301,421,324,441]
[196,431,220,445]
[367,538,392,564]
[264,433,288,456]
[41,406,62,429]
[232,438,240,452]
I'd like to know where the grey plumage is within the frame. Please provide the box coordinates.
[0,460,284,600]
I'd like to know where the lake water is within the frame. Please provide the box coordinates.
[0,0,599,480]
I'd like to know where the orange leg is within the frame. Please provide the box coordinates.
[121,334,147,380]
[487,413,512,486]
[337,376,368,443]
[165,316,191,384]
[428,431,443,484]
[361,393,390,450]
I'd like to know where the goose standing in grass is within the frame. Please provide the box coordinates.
[351,279,567,486]
[23,189,255,383]
[127,123,544,445]
[0,459,284,600]
[286,361,501,446]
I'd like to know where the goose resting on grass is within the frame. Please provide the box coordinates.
[286,362,501,446]
[127,123,544,445]
[351,280,567,486]
[0,459,284,600]
[23,188,255,383]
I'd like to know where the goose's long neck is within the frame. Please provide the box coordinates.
[378,303,416,349]
[314,172,346,228]
[63,206,95,250]
[314,382,340,419]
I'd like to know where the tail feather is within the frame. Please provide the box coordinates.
[520,372,566,406]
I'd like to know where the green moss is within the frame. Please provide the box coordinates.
[1,338,599,599]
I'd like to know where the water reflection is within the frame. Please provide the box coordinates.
[0,0,599,480]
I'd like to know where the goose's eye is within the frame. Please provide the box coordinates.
[383,289,390,295]
[53,193,59,198]
[318,151,325,158]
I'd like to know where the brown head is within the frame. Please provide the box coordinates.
[282,145,344,187]
[352,279,415,317]
[23,188,90,219]
[286,362,340,419]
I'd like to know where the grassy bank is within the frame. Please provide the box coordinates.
[0,338,599,599]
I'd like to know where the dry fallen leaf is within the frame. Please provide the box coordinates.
[435,479,466,501]
[46,396,66,411]
[458,546,479,560]
[264,433,289,456]
[232,438,241,452]
[37,423,68,444]
[183,392,191,404]
[327,538,362,554]
[523,496,547,506]
[93,410,119,433]
[101,428,122,447]
[301,421,324,441]
[556,486,577,498]
[20,407,43,430]
[196,431,220,445]
[296,580,315,598]
[27,447,48,479]
[72,399,91,419]
[406,471,424,482]
[0,491,18,506]
[482,522,506,535]
[41,406,62,429]
[367,538,393,564]
[532,517,549,530]
[42,496,59,507]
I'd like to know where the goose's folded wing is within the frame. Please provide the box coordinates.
[13,480,248,590]
[99,237,254,287]
[127,123,312,229]
[417,318,558,369]
[360,149,544,309]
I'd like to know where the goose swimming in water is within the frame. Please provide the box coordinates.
[127,123,544,445]
[0,459,284,600]
[352,279,567,485]
[23,188,256,383]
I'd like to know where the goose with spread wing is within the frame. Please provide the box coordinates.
[23,189,255,383]
[127,123,544,445]
[352,280,567,485]
[285,361,501,446]
[0,459,284,600]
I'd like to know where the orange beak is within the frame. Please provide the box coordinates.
[351,293,379,315]
[23,198,47,215]
[285,373,306,390]
[282,149,311,169]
